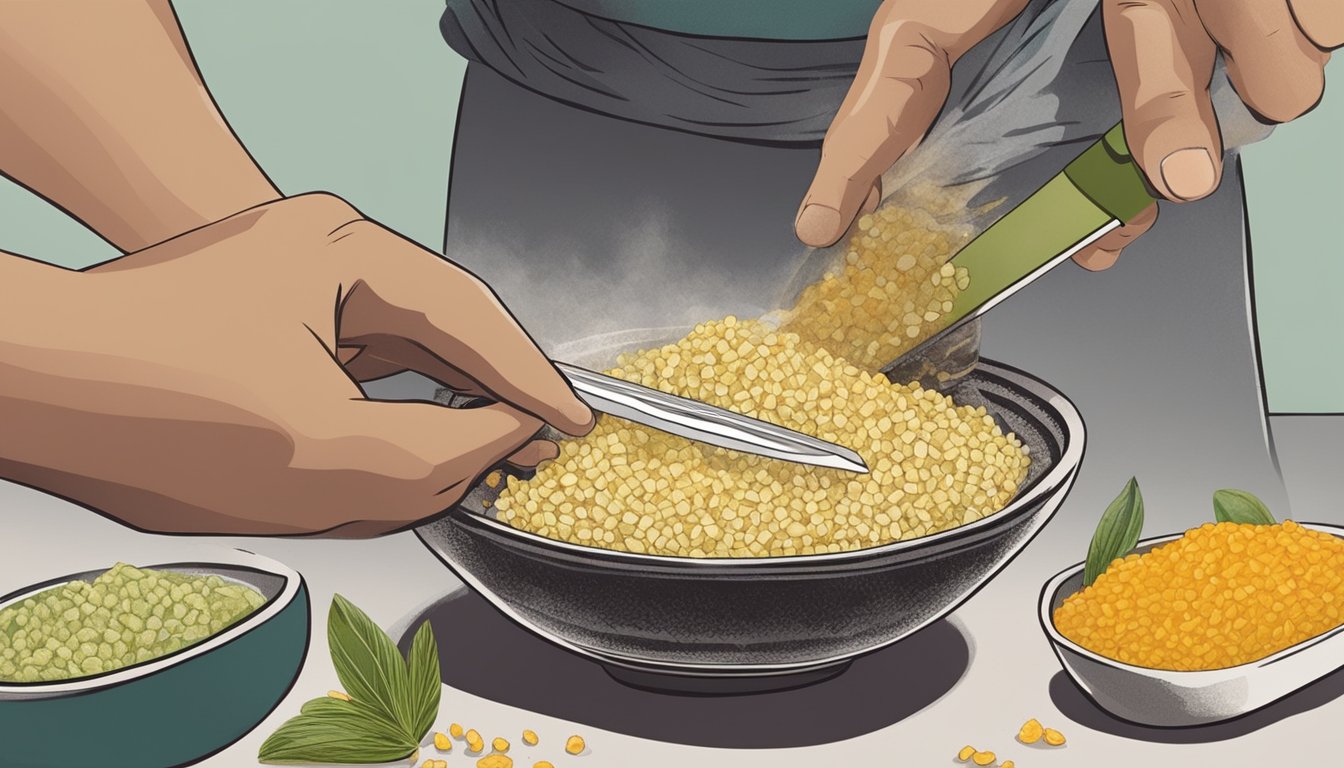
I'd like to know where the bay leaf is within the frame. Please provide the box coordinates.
[1213,488,1276,525]
[328,593,414,738]
[1083,477,1144,587]
[257,697,415,765]
[405,620,441,742]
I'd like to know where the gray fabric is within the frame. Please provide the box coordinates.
[438,0,1290,529]
[440,0,863,144]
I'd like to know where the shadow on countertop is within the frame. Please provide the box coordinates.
[1049,667,1344,743]
[397,589,970,748]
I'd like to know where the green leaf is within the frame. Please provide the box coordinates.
[1213,489,1276,525]
[327,593,414,738]
[298,696,403,735]
[1083,477,1145,587]
[257,697,416,765]
[405,621,441,741]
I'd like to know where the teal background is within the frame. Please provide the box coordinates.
[0,0,1338,413]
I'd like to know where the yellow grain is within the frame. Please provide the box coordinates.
[1016,718,1043,744]
[1054,521,1344,670]
[493,319,1028,557]
[781,204,970,369]
[565,735,586,755]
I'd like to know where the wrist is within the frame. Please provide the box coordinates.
[122,176,284,251]
[0,254,92,477]
[0,253,89,373]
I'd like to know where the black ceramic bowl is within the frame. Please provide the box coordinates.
[417,329,1083,689]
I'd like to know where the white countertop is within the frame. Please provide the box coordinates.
[4,415,1340,767]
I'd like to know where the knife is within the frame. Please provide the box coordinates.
[883,122,1158,374]
[554,362,869,474]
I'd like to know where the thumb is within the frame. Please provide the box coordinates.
[1104,0,1223,202]
[796,25,951,248]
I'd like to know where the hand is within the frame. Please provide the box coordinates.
[1077,0,1339,269]
[796,0,1339,271]
[0,194,594,537]
[794,0,1030,250]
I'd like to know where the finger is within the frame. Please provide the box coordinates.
[795,1,1029,247]
[342,338,488,394]
[1072,202,1159,271]
[339,399,544,501]
[1199,0,1329,122]
[338,346,406,382]
[860,182,882,216]
[1104,0,1223,201]
[1289,0,1344,49]
[796,19,952,247]
[334,225,595,436]
[505,439,560,469]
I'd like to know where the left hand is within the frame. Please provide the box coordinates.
[796,0,1340,271]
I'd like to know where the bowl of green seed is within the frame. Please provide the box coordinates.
[0,549,309,768]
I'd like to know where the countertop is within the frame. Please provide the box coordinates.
[3,414,1339,767]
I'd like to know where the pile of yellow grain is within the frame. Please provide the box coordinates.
[494,317,1029,557]
[1053,520,1344,670]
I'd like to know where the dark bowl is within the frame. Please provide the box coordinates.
[0,550,309,768]
[416,330,1083,687]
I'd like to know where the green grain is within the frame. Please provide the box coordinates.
[0,563,265,682]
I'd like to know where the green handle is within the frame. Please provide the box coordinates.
[1062,122,1158,223]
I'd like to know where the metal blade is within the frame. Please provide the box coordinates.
[555,362,869,473]
[883,173,1121,374]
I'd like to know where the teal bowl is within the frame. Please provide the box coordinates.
[0,550,309,768]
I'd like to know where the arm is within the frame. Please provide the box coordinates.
[0,0,279,251]
[0,196,592,537]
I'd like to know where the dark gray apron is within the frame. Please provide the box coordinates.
[436,0,1290,542]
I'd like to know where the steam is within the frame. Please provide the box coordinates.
[449,204,782,361]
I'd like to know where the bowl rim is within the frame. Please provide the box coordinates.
[0,549,303,695]
[441,357,1085,569]
[1038,522,1344,680]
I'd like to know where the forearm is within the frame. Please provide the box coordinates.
[0,0,280,252]
[0,251,87,485]
[0,248,270,534]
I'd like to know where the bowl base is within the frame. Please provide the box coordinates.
[600,659,852,696]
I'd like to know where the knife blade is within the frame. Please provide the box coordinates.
[883,122,1158,375]
[554,362,869,473]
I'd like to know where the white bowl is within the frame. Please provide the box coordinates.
[1040,523,1344,727]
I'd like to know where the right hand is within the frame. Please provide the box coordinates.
[1,194,593,537]
[796,0,1338,271]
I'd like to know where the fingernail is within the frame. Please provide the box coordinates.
[796,204,843,247]
[1160,148,1217,201]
